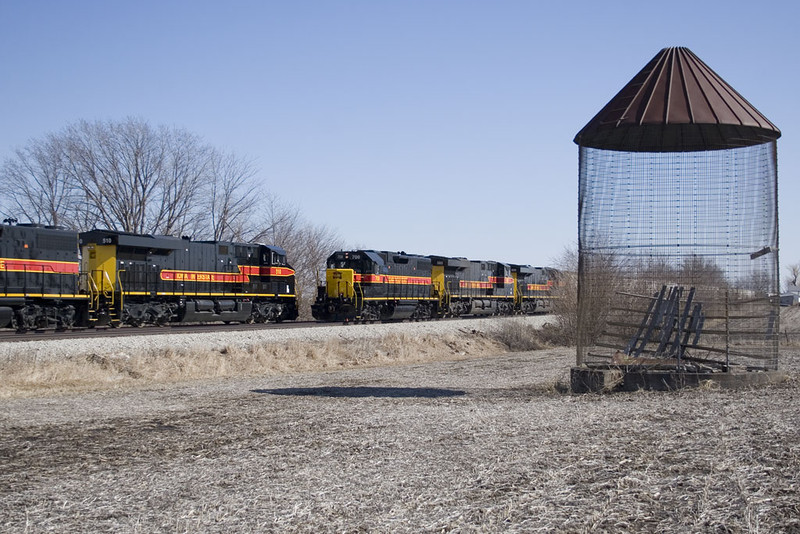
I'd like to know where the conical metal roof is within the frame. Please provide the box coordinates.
[574,47,781,152]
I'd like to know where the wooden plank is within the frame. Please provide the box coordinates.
[671,287,695,358]
[695,328,774,336]
[625,289,659,354]
[688,344,772,360]
[691,308,704,346]
[655,286,680,356]
[607,321,663,330]
[702,314,772,320]
[632,285,667,357]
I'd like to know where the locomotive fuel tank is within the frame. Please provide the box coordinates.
[0,307,13,328]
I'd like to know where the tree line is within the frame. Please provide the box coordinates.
[0,117,343,316]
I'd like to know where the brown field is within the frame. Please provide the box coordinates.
[1,324,799,533]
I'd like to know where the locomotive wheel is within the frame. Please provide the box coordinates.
[10,313,20,333]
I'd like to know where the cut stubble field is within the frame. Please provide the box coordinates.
[0,319,799,533]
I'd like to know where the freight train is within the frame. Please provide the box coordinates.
[311,250,557,322]
[0,222,297,330]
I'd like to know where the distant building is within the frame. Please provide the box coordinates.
[782,285,800,306]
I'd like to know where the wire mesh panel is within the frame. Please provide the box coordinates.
[577,142,779,371]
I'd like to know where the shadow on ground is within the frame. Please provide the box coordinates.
[252,386,466,398]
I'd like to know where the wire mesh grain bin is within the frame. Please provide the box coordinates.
[573,47,781,372]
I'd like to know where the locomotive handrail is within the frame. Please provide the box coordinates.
[102,271,113,298]
[90,268,117,303]
[86,273,100,311]
[116,269,125,319]
[353,281,363,313]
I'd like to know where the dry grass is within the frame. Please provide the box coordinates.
[1,320,798,532]
[781,307,800,347]
[488,319,549,352]
[0,347,798,533]
[0,329,507,398]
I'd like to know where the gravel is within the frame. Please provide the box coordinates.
[0,316,553,364]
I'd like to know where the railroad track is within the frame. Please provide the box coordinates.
[0,313,551,343]
[0,320,325,343]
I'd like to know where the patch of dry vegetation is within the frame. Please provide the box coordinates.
[0,329,511,398]
[781,306,800,347]
[2,316,798,531]
[1,347,798,533]
[487,319,548,352]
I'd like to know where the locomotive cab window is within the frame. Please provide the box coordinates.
[328,258,365,271]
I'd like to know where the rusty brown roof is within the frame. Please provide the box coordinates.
[574,47,781,152]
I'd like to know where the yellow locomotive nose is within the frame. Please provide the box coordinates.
[326,269,355,299]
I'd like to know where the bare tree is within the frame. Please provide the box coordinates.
[550,245,579,344]
[246,197,342,318]
[786,262,800,291]
[0,135,78,228]
[288,223,343,319]
[62,119,168,233]
[202,151,260,241]
[149,128,212,237]
[292,223,344,311]
[1,118,263,238]
[0,119,342,316]
[677,254,728,289]
[248,194,302,247]
[579,248,628,345]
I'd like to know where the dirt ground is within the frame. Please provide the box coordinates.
[1,345,799,533]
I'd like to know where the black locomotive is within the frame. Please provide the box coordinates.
[80,230,298,327]
[2,221,553,330]
[312,250,556,322]
[0,222,298,330]
[0,223,86,330]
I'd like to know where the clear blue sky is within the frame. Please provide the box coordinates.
[1,0,797,274]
